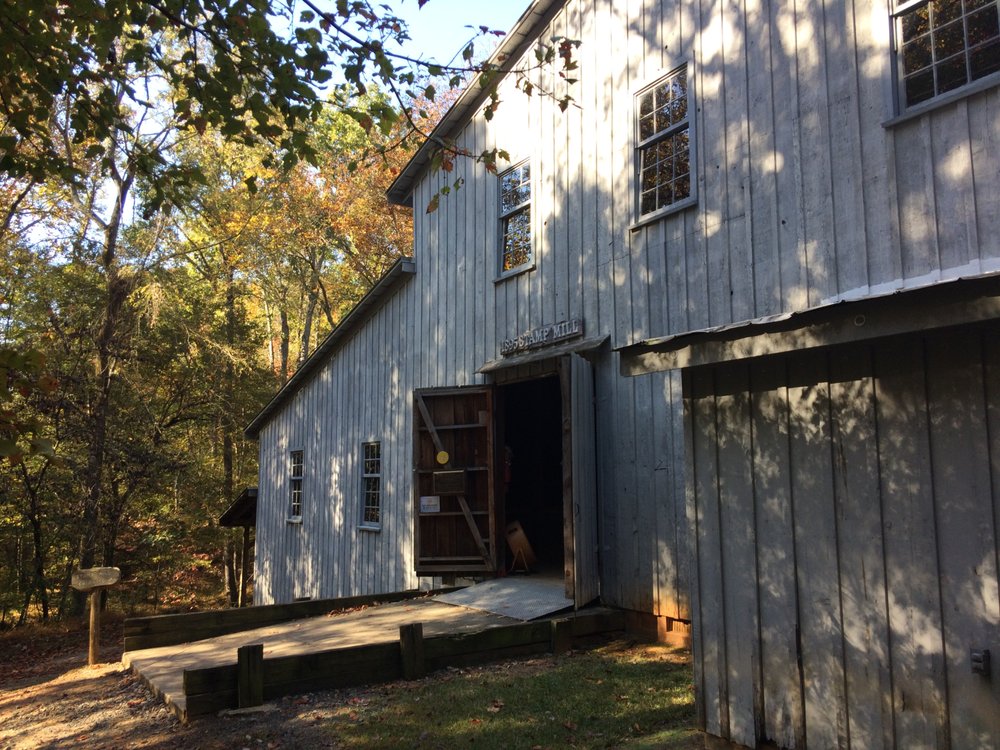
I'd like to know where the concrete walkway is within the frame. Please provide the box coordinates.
[123,599,518,719]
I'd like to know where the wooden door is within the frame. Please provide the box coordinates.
[568,353,599,605]
[413,386,497,576]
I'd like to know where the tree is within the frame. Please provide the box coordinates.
[0,0,579,208]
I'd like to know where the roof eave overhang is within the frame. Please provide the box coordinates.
[386,0,568,207]
[619,273,1000,376]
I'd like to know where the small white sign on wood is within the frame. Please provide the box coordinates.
[71,567,121,591]
[419,495,441,513]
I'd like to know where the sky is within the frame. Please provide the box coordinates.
[388,0,529,65]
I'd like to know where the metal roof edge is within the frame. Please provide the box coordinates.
[618,272,1000,375]
[386,0,568,207]
[244,257,416,439]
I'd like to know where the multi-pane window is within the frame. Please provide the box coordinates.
[896,0,1000,108]
[637,66,692,218]
[499,162,531,273]
[361,442,381,526]
[289,449,303,518]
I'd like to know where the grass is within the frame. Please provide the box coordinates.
[322,639,698,749]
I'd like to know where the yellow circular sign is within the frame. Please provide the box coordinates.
[436,450,450,465]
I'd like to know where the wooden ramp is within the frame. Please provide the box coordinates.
[434,576,573,621]
[123,599,516,721]
[123,597,625,722]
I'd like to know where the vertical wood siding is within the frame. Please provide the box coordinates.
[406,0,997,617]
[686,324,1000,749]
[254,283,421,603]
[255,0,999,628]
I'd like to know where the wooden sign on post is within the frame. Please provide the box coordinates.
[71,567,120,666]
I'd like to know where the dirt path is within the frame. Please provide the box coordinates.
[0,618,352,749]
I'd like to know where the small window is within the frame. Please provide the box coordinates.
[361,442,381,527]
[636,65,693,219]
[895,0,1000,109]
[499,161,532,274]
[289,449,303,518]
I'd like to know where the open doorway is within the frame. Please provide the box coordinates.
[498,376,565,580]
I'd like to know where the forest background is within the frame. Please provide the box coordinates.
[0,0,576,624]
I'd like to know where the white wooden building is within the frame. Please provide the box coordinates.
[248,0,1000,746]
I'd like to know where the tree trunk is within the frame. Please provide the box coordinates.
[28,510,49,621]
[299,294,316,365]
[77,165,136,614]
[279,309,290,384]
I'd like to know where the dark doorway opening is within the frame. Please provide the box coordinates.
[499,376,564,578]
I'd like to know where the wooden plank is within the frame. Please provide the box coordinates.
[633,373,656,614]
[873,338,948,748]
[237,644,264,708]
[423,621,550,660]
[570,608,626,636]
[769,0,807,313]
[185,689,237,719]
[400,622,425,680]
[261,643,401,694]
[670,370,690,621]
[713,362,759,746]
[652,371,679,618]
[626,0,650,345]
[744,0,780,318]
[722,0,754,324]
[795,0,837,307]
[550,618,573,655]
[749,356,804,749]
[924,331,1000,749]
[823,0,868,298]
[184,664,238,697]
[455,495,492,567]
[683,368,706,732]
[827,345,893,750]
[931,101,976,274]
[414,393,446,459]
[854,0,902,290]
[786,351,847,749]
[688,366,727,738]
[698,0,732,329]
[967,89,1000,263]
[570,353,600,606]
[895,118,939,282]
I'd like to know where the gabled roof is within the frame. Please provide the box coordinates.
[244,257,416,439]
[386,0,568,207]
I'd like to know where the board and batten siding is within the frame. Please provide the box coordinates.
[434,0,1000,346]
[403,0,997,614]
[254,278,419,604]
[616,0,1000,343]
[685,324,1000,749]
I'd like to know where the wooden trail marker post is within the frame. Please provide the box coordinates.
[71,567,120,666]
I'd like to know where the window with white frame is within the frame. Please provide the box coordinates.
[499,161,532,274]
[636,65,693,218]
[361,442,381,527]
[289,449,303,518]
[894,0,1000,109]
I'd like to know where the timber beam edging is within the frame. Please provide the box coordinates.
[180,609,627,721]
